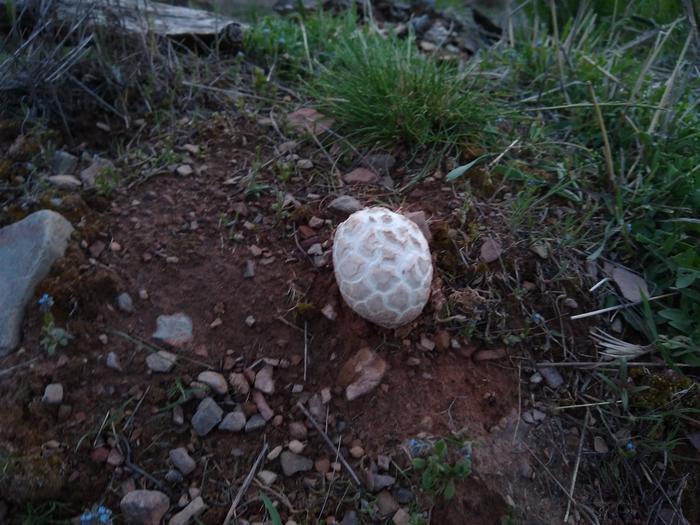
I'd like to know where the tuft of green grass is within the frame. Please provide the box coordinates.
[311,30,496,151]
[411,439,472,500]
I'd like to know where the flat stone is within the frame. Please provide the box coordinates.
[219,411,246,432]
[376,491,399,517]
[280,451,313,476]
[254,365,275,394]
[197,371,228,395]
[267,445,283,461]
[392,508,410,525]
[106,352,122,371]
[538,366,564,389]
[257,470,278,486]
[0,211,73,355]
[152,313,193,347]
[117,293,134,313]
[473,347,507,361]
[229,373,250,395]
[328,195,362,218]
[48,175,82,189]
[169,447,196,476]
[52,150,78,174]
[120,490,170,525]
[245,414,266,432]
[253,390,274,421]
[146,351,177,373]
[343,167,378,185]
[42,383,63,405]
[191,397,223,436]
[289,421,307,440]
[168,496,206,525]
[480,237,502,263]
[288,440,305,454]
[337,348,387,401]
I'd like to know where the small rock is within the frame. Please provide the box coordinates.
[48,175,82,189]
[349,446,364,459]
[392,508,410,525]
[169,496,206,525]
[394,488,414,504]
[146,351,177,373]
[117,293,134,313]
[522,409,546,424]
[182,144,200,155]
[343,168,377,185]
[518,460,534,480]
[152,313,193,347]
[308,216,324,229]
[219,411,247,432]
[106,352,122,371]
[110,241,122,253]
[315,457,330,474]
[165,469,183,484]
[52,150,78,174]
[191,397,223,436]
[368,473,396,492]
[538,366,564,389]
[229,373,250,395]
[480,237,502,263]
[91,447,109,463]
[328,195,362,218]
[173,406,184,425]
[107,448,124,467]
[288,440,305,454]
[529,372,543,384]
[98,334,109,345]
[267,445,283,461]
[176,164,193,177]
[280,451,313,476]
[611,265,650,302]
[255,365,275,394]
[320,387,332,404]
[287,107,333,135]
[593,436,609,454]
[337,348,387,401]
[419,334,435,351]
[307,243,323,256]
[42,383,63,405]
[278,140,298,154]
[289,422,308,440]
[245,414,266,432]
[434,331,451,351]
[563,297,578,309]
[197,371,228,395]
[376,491,399,517]
[120,490,170,525]
[473,347,507,361]
[243,260,255,279]
[245,315,256,327]
[321,304,337,321]
[257,470,278,486]
[170,447,196,476]
[297,159,314,170]
[253,390,274,421]
[530,241,549,259]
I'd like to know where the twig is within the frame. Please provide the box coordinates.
[108,330,213,369]
[587,81,616,193]
[296,401,362,487]
[549,0,572,105]
[275,315,304,333]
[564,409,589,522]
[303,320,308,383]
[570,292,677,320]
[0,357,40,379]
[222,442,269,525]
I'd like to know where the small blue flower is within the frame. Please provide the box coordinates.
[532,312,545,324]
[625,440,635,452]
[38,293,54,309]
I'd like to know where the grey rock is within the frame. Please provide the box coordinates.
[169,447,196,476]
[48,175,81,189]
[257,470,278,486]
[191,397,223,436]
[173,406,184,426]
[106,352,122,371]
[42,383,63,405]
[117,293,134,313]
[369,473,396,492]
[152,313,193,347]
[165,469,183,484]
[146,350,177,373]
[229,373,250,395]
[119,490,170,525]
[197,371,228,395]
[0,210,73,356]
[280,451,313,476]
[254,365,275,394]
[169,496,206,525]
[538,366,564,389]
[327,195,362,218]
[289,421,307,440]
[219,411,246,432]
[52,150,78,174]
[244,414,266,433]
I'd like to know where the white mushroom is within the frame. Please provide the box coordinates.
[332,207,433,328]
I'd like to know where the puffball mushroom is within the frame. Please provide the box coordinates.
[332,207,433,328]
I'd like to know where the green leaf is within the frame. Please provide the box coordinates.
[412,458,427,470]
[443,479,456,500]
[434,439,447,459]
[446,154,491,181]
[261,494,283,525]
[676,269,698,288]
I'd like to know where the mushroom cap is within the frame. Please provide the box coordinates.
[332,207,433,328]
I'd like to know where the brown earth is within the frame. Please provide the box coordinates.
[0,114,570,524]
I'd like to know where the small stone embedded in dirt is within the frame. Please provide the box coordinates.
[480,237,502,263]
[106,352,122,371]
[328,195,362,218]
[297,158,314,170]
[152,313,193,347]
[530,241,549,259]
[337,348,387,401]
[42,383,63,405]
[173,405,184,426]
[593,436,609,454]
[253,390,274,421]
[219,411,246,432]
[288,440,305,454]
[538,366,564,389]
[350,446,364,459]
[278,140,298,154]
[315,457,330,474]
[91,447,110,463]
[419,334,435,351]
[268,445,283,461]
[0,210,74,356]
[165,469,183,484]
[245,315,256,327]
[434,330,451,351]
[245,414,266,433]
[365,472,396,492]
[229,373,250,395]
[610,265,650,302]
[563,297,578,310]
[376,491,399,517]
[52,150,78,174]
[392,508,410,525]
[321,387,332,404]
[307,243,323,255]
[309,216,324,229]
[522,408,546,424]
[280,451,313,476]
[257,470,278,486]
[243,259,255,278]
[169,447,196,476]
[146,350,178,373]
[343,167,378,185]
[255,365,275,394]
[120,490,170,525]
[473,347,507,361]
[107,448,124,467]
[191,397,223,436]
[176,164,193,177]
[289,421,308,440]
[169,496,206,525]
[197,371,228,395]
[117,292,134,313]
[48,174,82,189]
[321,304,337,321]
